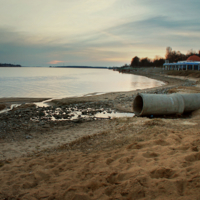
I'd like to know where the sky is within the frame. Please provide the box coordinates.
[0,0,200,67]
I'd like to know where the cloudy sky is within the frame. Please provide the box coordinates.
[0,0,200,67]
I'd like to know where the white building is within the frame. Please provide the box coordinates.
[163,55,200,70]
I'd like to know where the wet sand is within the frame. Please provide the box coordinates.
[1,68,200,199]
[0,98,50,109]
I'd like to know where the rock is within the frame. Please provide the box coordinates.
[25,135,33,139]
[38,111,45,117]
[63,114,69,119]
[0,104,6,111]
[39,121,45,125]
[43,124,50,128]
[72,119,82,123]
[54,115,62,119]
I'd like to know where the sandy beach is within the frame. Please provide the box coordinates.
[1,67,200,199]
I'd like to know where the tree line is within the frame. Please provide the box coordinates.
[0,63,21,67]
[129,47,200,68]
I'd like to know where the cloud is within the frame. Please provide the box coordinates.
[101,15,200,52]
[107,16,200,35]
[1,0,200,66]
[48,60,64,65]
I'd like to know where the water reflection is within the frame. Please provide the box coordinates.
[0,68,165,98]
[95,111,135,119]
[131,75,164,90]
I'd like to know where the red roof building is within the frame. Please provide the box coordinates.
[187,55,200,61]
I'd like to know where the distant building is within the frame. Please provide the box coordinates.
[163,55,200,70]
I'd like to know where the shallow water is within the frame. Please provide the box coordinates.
[0,104,21,114]
[0,67,165,98]
[30,105,135,122]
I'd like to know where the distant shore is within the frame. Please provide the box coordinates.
[50,65,108,69]
[0,64,21,67]
[0,66,21,68]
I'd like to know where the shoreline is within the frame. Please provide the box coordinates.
[0,68,191,110]
[0,97,50,110]
[0,68,197,124]
[0,67,184,108]
[0,67,198,105]
[1,68,200,199]
[41,68,196,112]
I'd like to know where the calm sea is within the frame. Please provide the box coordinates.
[0,67,164,98]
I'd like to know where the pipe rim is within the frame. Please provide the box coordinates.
[133,94,143,116]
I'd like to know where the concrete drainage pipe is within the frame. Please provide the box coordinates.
[133,93,200,116]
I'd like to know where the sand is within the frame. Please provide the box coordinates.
[1,68,200,199]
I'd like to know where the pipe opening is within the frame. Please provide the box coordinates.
[133,95,143,116]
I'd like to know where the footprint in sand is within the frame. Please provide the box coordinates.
[150,167,176,179]
[185,152,200,162]
[142,151,159,158]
